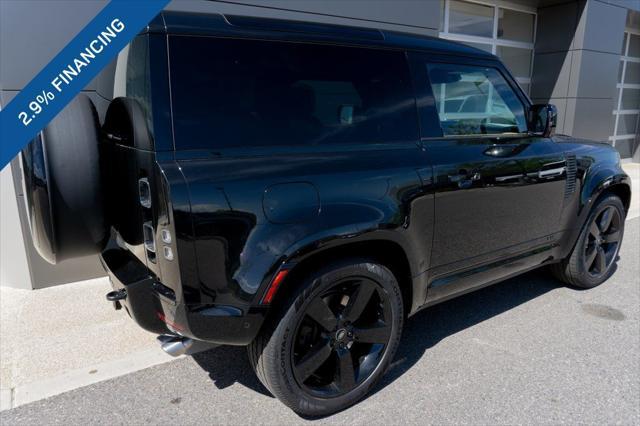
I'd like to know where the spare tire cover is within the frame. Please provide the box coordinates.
[20,94,107,264]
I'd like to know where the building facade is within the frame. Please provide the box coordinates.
[1,0,639,289]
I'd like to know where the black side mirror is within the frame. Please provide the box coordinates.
[529,104,557,137]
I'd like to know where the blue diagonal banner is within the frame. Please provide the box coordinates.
[0,0,169,169]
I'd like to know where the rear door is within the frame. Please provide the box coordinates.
[409,54,567,286]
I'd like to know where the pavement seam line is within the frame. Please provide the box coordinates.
[4,348,184,411]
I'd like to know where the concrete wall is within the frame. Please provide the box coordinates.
[530,0,626,146]
[0,164,31,289]
[166,0,440,35]
[0,0,109,289]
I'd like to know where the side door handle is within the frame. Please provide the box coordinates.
[538,166,566,179]
[484,144,517,157]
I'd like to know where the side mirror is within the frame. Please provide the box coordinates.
[529,104,557,137]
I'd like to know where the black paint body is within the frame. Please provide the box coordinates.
[100,12,631,345]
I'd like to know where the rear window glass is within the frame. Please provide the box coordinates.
[169,37,418,150]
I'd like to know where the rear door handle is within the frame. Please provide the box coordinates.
[449,170,481,188]
[450,170,481,182]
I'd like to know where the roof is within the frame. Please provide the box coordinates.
[146,11,495,60]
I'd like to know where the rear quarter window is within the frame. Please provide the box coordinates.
[168,36,418,150]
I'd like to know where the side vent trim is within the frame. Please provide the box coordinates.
[564,154,577,201]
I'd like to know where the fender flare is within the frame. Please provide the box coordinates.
[253,224,421,307]
[580,165,631,217]
[560,164,631,259]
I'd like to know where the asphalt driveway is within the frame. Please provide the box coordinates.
[2,218,639,425]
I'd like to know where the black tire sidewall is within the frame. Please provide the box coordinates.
[46,95,106,254]
[22,94,106,263]
[571,195,625,288]
[268,261,404,416]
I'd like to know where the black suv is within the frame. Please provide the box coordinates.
[21,12,631,416]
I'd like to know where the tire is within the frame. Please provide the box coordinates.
[102,97,153,150]
[551,194,626,288]
[20,94,106,264]
[248,259,404,416]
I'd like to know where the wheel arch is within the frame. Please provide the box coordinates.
[261,237,417,324]
[606,182,631,214]
[560,169,631,262]
[580,164,631,215]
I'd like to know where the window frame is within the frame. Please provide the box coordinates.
[408,51,532,140]
[610,27,640,147]
[439,0,537,94]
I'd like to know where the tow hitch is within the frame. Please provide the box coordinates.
[106,288,127,310]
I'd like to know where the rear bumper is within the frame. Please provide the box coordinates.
[99,248,266,345]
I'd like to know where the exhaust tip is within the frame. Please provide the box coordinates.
[157,335,218,357]
[158,335,193,357]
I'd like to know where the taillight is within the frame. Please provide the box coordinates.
[141,167,178,275]
[156,311,184,332]
[261,269,289,304]
[160,229,174,261]
[160,229,172,244]
[162,246,174,261]
[139,177,157,263]
[138,177,152,208]
[143,221,156,261]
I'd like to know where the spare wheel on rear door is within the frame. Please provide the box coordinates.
[20,94,107,264]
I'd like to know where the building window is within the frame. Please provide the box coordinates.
[610,28,640,149]
[439,0,536,95]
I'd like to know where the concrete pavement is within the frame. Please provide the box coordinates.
[0,278,176,410]
[2,218,638,424]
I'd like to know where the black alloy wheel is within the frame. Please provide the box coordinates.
[248,260,403,416]
[292,277,392,397]
[583,205,622,278]
[551,194,626,288]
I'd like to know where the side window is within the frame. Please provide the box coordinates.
[169,37,418,150]
[427,63,527,136]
